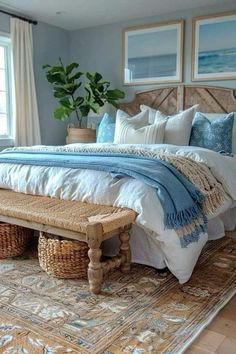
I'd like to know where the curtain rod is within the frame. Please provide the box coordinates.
[0,9,37,25]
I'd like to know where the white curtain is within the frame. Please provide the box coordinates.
[11,18,41,146]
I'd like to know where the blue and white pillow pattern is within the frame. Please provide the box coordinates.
[96,113,115,143]
[190,112,234,153]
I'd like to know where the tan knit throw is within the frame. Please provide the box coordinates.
[156,154,230,217]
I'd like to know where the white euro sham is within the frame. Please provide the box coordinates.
[114,109,166,144]
[140,104,198,145]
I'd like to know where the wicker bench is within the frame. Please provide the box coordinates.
[0,189,136,294]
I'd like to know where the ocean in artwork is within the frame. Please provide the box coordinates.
[128,53,177,79]
[198,47,236,74]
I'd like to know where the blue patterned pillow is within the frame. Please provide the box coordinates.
[190,112,234,153]
[96,113,115,143]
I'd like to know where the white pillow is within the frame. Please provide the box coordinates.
[140,105,199,145]
[200,112,236,154]
[114,109,166,144]
[140,104,158,124]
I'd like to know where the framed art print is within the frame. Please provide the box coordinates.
[192,12,236,81]
[122,20,184,85]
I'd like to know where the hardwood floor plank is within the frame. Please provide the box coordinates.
[207,317,236,339]
[216,337,236,354]
[186,345,216,354]
[219,297,236,321]
[188,296,236,352]
[190,330,225,353]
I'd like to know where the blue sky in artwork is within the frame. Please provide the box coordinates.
[199,20,236,52]
[128,29,177,58]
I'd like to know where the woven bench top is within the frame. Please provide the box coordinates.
[0,189,136,234]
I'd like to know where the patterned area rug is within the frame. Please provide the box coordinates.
[0,237,236,354]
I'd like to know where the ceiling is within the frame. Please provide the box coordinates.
[0,0,234,31]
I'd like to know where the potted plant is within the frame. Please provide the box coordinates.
[43,59,125,143]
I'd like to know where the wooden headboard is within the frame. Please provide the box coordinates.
[119,85,236,115]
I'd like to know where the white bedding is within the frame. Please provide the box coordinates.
[0,143,235,283]
[103,207,236,271]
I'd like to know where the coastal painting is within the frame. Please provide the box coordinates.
[123,20,183,85]
[192,12,236,81]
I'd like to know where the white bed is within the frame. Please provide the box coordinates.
[103,146,236,282]
[0,143,235,284]
[0,84,235,284]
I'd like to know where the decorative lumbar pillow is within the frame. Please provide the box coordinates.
[96,113,115,143]
[153,105,199,145]
[114,109,166,144]
[190,112,234,153]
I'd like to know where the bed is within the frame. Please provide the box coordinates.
[119,84,236,280]
[0,84,235,284]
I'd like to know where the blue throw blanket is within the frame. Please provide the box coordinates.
[0,150,207,246]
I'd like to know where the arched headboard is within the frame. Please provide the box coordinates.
[119,85,236,115]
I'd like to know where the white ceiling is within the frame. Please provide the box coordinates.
[0,0,234,31]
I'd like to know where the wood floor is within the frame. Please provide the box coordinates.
[187,230,236,354]
[186,295,236,354]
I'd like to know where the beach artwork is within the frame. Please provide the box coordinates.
[192,12,236,80]
[123,21,183,85]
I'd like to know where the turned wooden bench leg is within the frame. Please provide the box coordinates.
[119,224,131,273]
[86,223,103,294]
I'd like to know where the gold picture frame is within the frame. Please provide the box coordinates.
[192,11,236,81]
[122,20,184,86]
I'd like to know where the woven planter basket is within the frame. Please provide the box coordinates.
[0,222,32,258]
[38,232,89,279]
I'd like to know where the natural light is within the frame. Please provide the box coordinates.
[0,37,11,138]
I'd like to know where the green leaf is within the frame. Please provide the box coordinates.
[97,80,110,86]
[89,101,100,113]
[68,72,83,82]
[97,85,105,93]
[63,83,75,90]
[59,97,72,109]
[42,64,51,69]
[53,106,71,121]
[86,72,94,81]
[66,62,79,75]
[64,83,80,91]
[53,87,68,98]
[74,96,84,105]
[94,72,103,83]
[92,96,104,106]
[46,72,66,85]
[84,86,92,101]
[106,89,125,100]
[48,66,65,74]
[79,105,90,117]
[106,99,117,106]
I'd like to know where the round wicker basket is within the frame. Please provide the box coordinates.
[0,223,32,258]
[38,232,89,279]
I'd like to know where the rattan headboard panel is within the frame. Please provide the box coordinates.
[119,85,236,115]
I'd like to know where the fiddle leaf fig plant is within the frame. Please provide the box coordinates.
[43,58,125,128]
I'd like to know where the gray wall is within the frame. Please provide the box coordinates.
[33,22,69,145]
[0,13,69,145]
[69,2,236,103]
[1,1,236,147]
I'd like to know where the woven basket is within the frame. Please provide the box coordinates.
[0,222,32,258]
[38,232,89,279]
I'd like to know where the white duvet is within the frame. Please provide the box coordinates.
[0,143,235,283]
